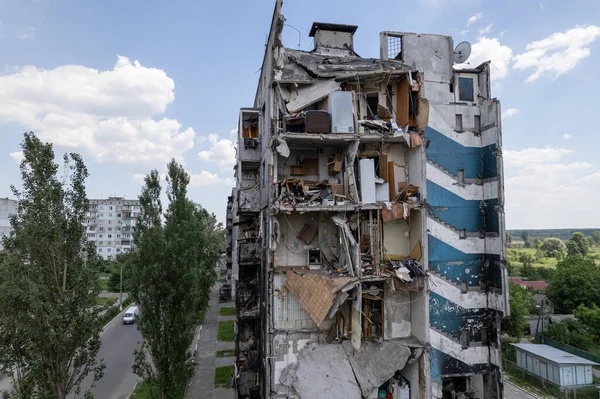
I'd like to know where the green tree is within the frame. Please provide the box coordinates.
[107,253,135,293]
[591,231,600,246]
[588,236,595,249]
[506,283,536,339]
[545,319,595,351]
[540,237,567,259]
[570,232,590,257]
[130,161,224,398]
[521,231,530,248]
[0,133,105,398]
[546,257,600,313]
[574,304,600,341]
[519,252,535,278]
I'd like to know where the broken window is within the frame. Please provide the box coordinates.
[366,93,378,118]
[458,77,474,102]
[241,111,259,138]
[387,35,402,60]
[455,114,463,132]
[474,114,481,134]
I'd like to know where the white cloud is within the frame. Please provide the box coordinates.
[563,133,572,139]
[190,171,233,187]
[504,147,572,167]
[17,27,35,40]
[467,13,482,27]
[0,56,195,166]
[479,23,494,36]
[505,146,600,228]
[513,25,600,82]
[198,133,236,170]
[133,170,233,187]
[455,37,513,80]
[502,108,519,118]
[9,151,24,164]
[230,128,238,138]
[460,30,469,35]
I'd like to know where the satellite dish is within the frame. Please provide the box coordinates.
[453,41,471,64]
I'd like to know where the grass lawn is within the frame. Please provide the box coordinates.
[214,366,234,388]
[99,279,109,291]
[219,307,236,316]
[96,297,117,306]
[216,349,235,358]
[129,381,154,399]
[217,321,235,342]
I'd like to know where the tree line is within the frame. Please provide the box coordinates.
[0,133,225,398]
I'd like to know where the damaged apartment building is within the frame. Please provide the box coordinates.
[226,2,509,398]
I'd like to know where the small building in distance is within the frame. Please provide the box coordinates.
[0,198,18,251]
[508,277,548,291]
[511,343,598,387]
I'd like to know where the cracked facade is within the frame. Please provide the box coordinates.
[225,2,509,398]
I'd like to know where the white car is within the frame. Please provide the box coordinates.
[123,306,140,325]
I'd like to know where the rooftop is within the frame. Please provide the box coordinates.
[508,277,548,291]
[511,344,599,366]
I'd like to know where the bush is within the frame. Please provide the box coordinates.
[545,319,595,351]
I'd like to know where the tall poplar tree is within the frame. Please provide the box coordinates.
[0,132,105,398]
[131,160,223,398]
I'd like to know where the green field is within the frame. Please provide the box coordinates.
[219,307,236,316]
[507,246,600,274]
[217,321,235,342]
[214,366,234,388]
[96,297,117,306]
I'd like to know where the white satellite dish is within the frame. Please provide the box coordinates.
[453,41,472,64]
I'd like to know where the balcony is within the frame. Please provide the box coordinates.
[238,189,260,214]
[239,240,261,265]
[239,138,261,169]
[238,109,261,170]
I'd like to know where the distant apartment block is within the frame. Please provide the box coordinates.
[0,198,17,251]
[83,197,140,260]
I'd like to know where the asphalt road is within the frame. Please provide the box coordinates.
[504,380,537,399]
[70,310,142,399]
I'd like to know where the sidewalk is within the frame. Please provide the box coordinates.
[185,286,236,399]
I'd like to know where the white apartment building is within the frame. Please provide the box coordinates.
[84,197,140,260]
[0,198,18,251]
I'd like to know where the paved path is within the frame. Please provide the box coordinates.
[504,380,539,399]
[70,309,142,399]
[185,287,236,399]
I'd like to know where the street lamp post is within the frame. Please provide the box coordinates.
[119,264,123,311]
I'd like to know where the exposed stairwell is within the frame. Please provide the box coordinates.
[428,273,505,312]
[429,328,500,367]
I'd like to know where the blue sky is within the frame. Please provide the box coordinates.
[1,0,599,229]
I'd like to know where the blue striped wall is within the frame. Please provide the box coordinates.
[429,236,502,288]
[427,181,499,233]
[426,114,503,388]
[425,127,497,179]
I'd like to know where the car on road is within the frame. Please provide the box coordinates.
[123,306,140,325]
[219,284,232,301]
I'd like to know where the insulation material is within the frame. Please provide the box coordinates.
[283,271,356,326]
[359,158,376,203]
[416,97,430,129]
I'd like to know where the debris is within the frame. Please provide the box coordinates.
[276,138,290,157]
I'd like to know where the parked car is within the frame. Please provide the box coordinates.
[123,306,140,325]
[219,284,232,301]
